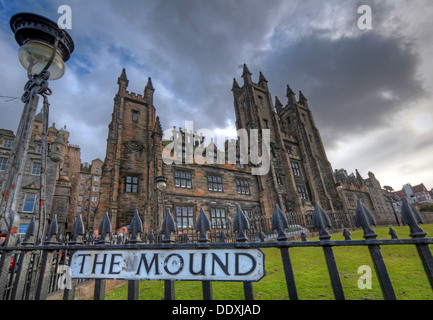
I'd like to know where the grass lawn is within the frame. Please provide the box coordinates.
[104,224,433,300]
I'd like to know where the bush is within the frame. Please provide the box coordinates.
[420,203,433,212]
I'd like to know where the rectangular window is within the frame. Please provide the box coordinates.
[132,110,139,122]
[2,139,13,149]
[276,172,284,185]
[93,176,99,182]
[174,170,192,189]
[210,208,227,229]
[79,184,85,191]
[23,193,37,213]
[236,157,245,169]
[125,176,139,193]
[236,179,250,195]
[207,175,223,192]
[291,161,301,177]
[78,195,83,202]
[175,206,194,228]
[77,205,82,213]
[91,196,98,202]
[31,162,41,175]
[36,144,42,154]
[0,158,8,171]
[93,185,99,192]
[80,174,86,180]
[297,186,308,200]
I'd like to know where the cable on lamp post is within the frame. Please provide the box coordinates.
[0,13,74,245]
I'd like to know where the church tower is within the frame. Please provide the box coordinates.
[95,69,163,232]
[232,64,341,214]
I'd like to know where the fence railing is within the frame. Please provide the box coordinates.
[1,198,433,300]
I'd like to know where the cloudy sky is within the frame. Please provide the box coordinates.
[0,0,432,192]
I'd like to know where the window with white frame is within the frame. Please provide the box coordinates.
[175,206,194,228]
[0,158,8,171]
[31,162,41,175]
[22,193,37,213]
[2,139,13,149]
[210,207,227,228]
[174,170,192,189]
[236,179,250,195]
[207,175,223,192]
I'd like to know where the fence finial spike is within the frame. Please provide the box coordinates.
[149,230,155,244]
[98,212,112,244]
[196,207,211,242]
[355,200,377,239]
[70,214,84,244]
[22,216,35,245]
[44,214,59,244]
[312,202,331,240]
[233,206,249,242]
[389,227,399,239]
[161,208,177,243]
[271,204,289,241]
[401,198,427,238]
[130,210,143,243]
[342,227,351,240]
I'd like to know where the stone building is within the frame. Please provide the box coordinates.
[0,114,103,237]
[0,115,69,236]
[334,168,392,213]
[95,65,344,233]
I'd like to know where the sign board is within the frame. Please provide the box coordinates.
[70,248,265,282]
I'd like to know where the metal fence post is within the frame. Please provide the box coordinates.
[400,199,433,291]
[272,204,298,300]
[313,202,345,300]
[355,200,396,300]
[35,215,59,300]
[233,206,254,300]
[93,212,112,300]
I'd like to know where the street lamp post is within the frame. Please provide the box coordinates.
[0,13,74,245]
[155,176,167,232]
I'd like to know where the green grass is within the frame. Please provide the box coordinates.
[104,224,433,300]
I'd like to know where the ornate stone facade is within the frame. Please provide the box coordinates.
[95,65,344,233]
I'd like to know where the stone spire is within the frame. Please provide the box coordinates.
[275,96,283,115]
[144,77,155,104]
[231,77,240,91]
[117,68,129,92]
[241,63,252,84]
[258,71,268,89]
[298,90,308,107]
[286,84,296,105]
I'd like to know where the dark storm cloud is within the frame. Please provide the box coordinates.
[263,31,427,149]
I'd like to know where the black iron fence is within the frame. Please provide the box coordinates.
[1,199,433,300]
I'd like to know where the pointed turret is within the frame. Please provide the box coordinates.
[241,63,252,84]
[286,84,296,106]
[231,77,240,91]
[275,96,283,115]
[154,116,163,136]
[144,77,155,104]
[298,90,308,107]
[117,68,129,93]
[258,71,268,89]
